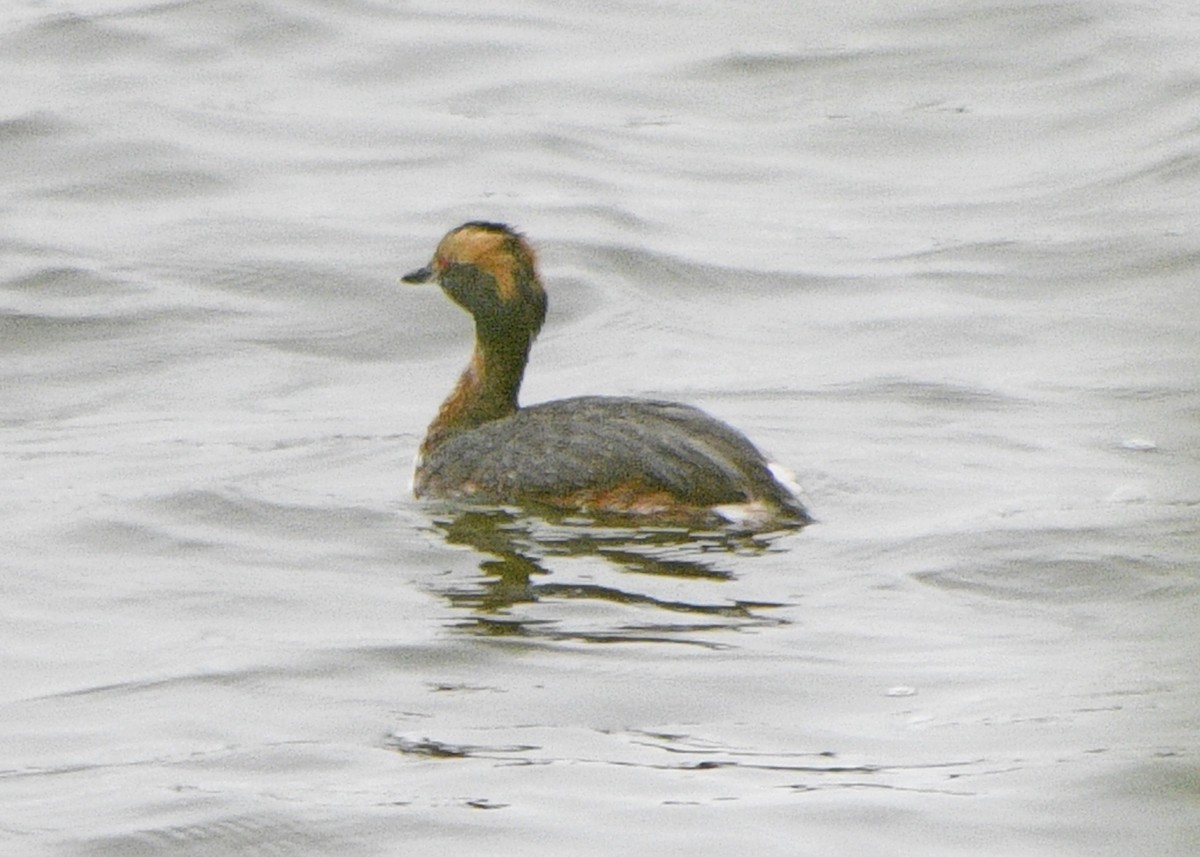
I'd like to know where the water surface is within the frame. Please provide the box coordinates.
[3,1,1199,855]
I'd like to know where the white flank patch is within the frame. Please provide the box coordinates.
[408,451,423,494]
[712,500,774,529]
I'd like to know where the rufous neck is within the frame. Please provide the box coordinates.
[421,334,531,455]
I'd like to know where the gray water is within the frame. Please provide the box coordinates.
[3,1,1199,855]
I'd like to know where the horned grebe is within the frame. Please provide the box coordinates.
[402,222,811,530]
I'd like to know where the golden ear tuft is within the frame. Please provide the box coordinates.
[435,223,537,304]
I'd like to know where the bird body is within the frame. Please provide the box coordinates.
[402,222,810,530]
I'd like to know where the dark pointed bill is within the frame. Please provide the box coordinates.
[401,265,434,284]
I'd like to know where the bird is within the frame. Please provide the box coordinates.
[401,221,811,531]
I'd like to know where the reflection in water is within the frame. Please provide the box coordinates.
[422,507,803,646]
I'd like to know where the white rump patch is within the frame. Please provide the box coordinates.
[767,461,804,497]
